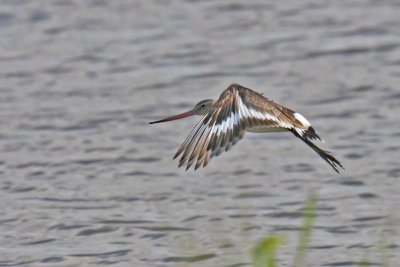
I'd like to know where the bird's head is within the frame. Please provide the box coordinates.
[193,99,215,115]
[149,99,215,124]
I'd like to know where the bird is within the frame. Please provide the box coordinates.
[149,83,344,173]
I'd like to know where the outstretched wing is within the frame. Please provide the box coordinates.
[174,84,301,170]
[235,84,322,141]
[173,87,245,170]
[234,84,343,172]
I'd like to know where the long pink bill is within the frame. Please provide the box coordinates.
[149,110,195,124]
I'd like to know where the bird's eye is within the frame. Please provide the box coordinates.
[200,104,205,108]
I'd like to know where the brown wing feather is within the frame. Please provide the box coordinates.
[235,84,304,129]
[234,84,322,140]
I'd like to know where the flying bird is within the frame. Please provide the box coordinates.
[150,84,343,173]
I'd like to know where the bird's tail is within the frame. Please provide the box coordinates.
[291,129,344,173]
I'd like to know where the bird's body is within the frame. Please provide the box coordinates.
[150,84,343,173]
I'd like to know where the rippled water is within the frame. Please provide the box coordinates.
[0,0,399,266]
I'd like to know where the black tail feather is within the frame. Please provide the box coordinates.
[304,126,322,141]
[291,129,344,173]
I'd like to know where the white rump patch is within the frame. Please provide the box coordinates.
[294,112,311,127]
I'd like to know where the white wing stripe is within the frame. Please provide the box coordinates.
[234,109,240,125]
[211,111,241,135]
[239,98,251,118]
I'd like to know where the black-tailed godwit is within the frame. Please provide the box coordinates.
[150,84,343,173]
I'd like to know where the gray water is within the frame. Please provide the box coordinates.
[0,0,399,266]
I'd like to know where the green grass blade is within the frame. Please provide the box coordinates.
[293,194,316,267]
[252,235,283,267]
[358,258,370,267]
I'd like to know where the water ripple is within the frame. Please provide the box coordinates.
[162,253,216,263]
[69,249,132,258]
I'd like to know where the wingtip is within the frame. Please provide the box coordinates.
[335,165,345,174]
[330,157,344,174]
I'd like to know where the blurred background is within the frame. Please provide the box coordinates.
[0,0,399,266]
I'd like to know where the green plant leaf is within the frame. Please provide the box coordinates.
[252,235,283,267]
[293,194,316,267]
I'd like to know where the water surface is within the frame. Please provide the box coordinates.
[0,1,399,266]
